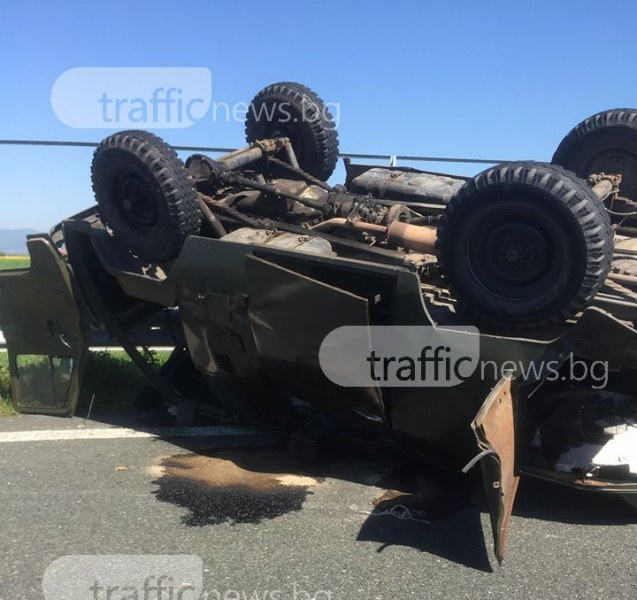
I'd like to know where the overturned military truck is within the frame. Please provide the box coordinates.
[1,82,636,563]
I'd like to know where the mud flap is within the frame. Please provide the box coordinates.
[470,375,519,564]
[0,237,87,415]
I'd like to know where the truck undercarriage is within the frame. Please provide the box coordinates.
[1,83,636,563]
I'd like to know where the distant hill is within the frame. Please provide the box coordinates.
[0,229,39,255]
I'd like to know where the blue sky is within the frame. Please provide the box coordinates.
[1,0,636,230]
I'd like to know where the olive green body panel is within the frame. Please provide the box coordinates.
[0,237,87,415]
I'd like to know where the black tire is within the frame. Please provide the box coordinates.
[91,130,201,262]
[436,162,614,330]
[552,109,637,201]
[245,82,339,181]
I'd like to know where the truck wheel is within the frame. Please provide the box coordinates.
[245,82,339,181]
[436,162,613,330]
[91,130,201,262]
[552,109,637,201]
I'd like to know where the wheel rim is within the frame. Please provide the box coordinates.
[479,221,553,287]
[114,174,158,230]
[462,195,573,303]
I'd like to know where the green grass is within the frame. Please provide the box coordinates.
[0,256,30,270]
[0,355,15,415]
[77,349,170,413]
[0,349,171,416]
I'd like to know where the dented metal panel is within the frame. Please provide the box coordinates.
[470,376,519,565]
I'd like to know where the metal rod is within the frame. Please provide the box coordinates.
[311,218,438,254]
[343,152,507,165]
[267,157,333,191]
[387,221,437,254]
[0,139,237,153]
[216,144,253,161]
[311,218,387,235]
[607,272,637,288]
[283,142,300,169]
[0,139,509,165]
[197,197,227,238]
[217,146,264,171]
[591,179,615,200]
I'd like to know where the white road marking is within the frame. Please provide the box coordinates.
[0,347,174,352]
[0,426,266,443]
[85,347,175,352]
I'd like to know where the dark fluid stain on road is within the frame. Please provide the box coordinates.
[152,446,323,526]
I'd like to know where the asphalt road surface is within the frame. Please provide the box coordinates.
[1,412,636,600]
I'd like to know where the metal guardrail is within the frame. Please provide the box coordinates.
[0,139,508,166]
[0,314,180,350]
